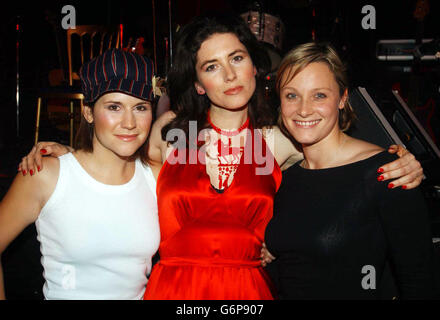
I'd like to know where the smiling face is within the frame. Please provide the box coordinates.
[84,92,153,158]
[194,33,257,111]
[280,62,347,147]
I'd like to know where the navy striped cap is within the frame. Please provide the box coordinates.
[79,49,154,104]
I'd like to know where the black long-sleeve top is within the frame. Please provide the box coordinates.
[265,151,437,299]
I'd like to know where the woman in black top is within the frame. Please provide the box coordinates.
[264,43,437,299]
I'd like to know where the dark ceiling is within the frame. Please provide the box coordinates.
[0,0,438,147]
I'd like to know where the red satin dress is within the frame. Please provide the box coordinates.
[143,129,281,300]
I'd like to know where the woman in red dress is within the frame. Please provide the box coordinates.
[143,14,281,300]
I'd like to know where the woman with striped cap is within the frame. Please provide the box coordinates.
[0,49,160,300]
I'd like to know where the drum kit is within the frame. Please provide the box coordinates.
[239,2,285,99]
[241,9,285,73]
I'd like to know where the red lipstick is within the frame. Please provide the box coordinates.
[224,86,243,95]
[115,134,138,142]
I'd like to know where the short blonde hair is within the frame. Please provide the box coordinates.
[276,42,356,133]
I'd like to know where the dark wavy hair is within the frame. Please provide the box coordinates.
[161,13,275,144]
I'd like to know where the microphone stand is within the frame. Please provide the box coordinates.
[152,0,158,72]
[16,15,20,139]
[168,0,173,68]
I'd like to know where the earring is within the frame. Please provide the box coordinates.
[195,84,205,95]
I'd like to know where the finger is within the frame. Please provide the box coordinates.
[378,166,409,182]
[34,142,60,171]
[378,153,415,174]
[20,157,26,174]
[387,145,399,154]
[45,143,71,157]
[31,145,41,175]
[379,152,421,183]
[264,257,274,265]
[385,168,424,189]
[30,145,44,175]
[18,147,35,172]
[21,145,36,175]
[265,253,275,261]
[401,176,423,190]
[19,157,27,175]
[261,252,272,262]
[35,141,56,155]
[261,251,275,262]
[267,252,276,260]
[396,145,409,157]
[264,255,274,262]
[261,252,270,261]
[388,144,409,157]
[33,144,50,172]
[25,154,37,177]
[263,247,275,260]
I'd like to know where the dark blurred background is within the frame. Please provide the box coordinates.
[1,0,439,161]
[0,0,439,299]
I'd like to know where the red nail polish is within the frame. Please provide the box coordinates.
[377,168,384,173]
[402,185,407,190]
[377,175,384,181]
[23,170,27,175]
[30,169,34,176]
[37,166,41,172]
[388,183,394,189]
[41,149,47,154]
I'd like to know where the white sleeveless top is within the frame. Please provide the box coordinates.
[35,153,160,300]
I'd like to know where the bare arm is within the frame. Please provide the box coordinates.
[0,157,59,299]
[147,111,176,179]
[263,126,303,170]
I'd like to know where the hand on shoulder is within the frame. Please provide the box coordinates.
[18,142,71,175]
[20,156,60,205]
